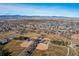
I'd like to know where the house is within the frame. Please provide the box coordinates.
[0,39,8,44]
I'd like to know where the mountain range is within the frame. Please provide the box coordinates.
[0,15,79,20]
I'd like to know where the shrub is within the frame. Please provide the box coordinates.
[51,40,68,46]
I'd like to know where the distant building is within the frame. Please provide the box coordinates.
[0,39,8,44]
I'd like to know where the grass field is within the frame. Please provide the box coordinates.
[75,48,79,56]
[32,43,68,56]
[0,30,77,56]
[0,31,16,39]
[15,31,40,40]
[3,40,25,56]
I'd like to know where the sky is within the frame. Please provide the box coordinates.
[0,3,79,17]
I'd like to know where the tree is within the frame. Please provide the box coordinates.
[0,48,12,56]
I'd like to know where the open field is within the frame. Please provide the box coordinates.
[21,41,33,48]
[0,19,79,56]
[0,29,77,56]
[3,40,25,56]
[0,31,16,39]
[71,34,79,43]
[32,43,68,56]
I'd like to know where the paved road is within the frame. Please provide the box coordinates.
[66,41,78,56]
[66,47,70,56]
[69,42,78,56]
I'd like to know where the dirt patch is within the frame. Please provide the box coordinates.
[21,41,33,48]
[71,34,79,43]
[36,43,48,51]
